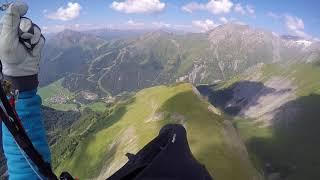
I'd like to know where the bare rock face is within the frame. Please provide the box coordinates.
[238,77,296,124]
[197,76,297,126]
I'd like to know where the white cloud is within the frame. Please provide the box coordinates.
[267,12,281,19]
[127,21,177,30]
[181,2,205,13]
[292,29,310,39]
[192,19,219,32]
[110,0,165,14]
[74,24,81,29]
[246,5,255,15]
[41,23,110,33]
[266,13,312,39]
[234,3,245,15]
[182,0,233,14]
[171,24,193,32]
[219,17,228,23]
[285,15,311,39]
[206,0,233,14]
[127,20,145,27]
[234,21,247,25]
[285,15,304,31]
[152,21,171,28]
[46,2,82,21]
[234,3,255,16]
[41,25,69,33]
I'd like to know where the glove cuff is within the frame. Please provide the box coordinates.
[4,74,38,92]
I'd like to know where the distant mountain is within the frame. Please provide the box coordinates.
[40,23,320,97]
[39,30,107,86]
[83,29,148,40]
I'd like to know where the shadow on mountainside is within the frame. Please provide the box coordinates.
[153,89,259,180]
[197,81,275,116]
[247,94,320,180]
[93,97,137,133]
[197,82,320,179]
[42,106,82,145]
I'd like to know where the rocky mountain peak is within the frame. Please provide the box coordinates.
[208,23,250,34]
[50,29,106,49]
[56,29,82,39]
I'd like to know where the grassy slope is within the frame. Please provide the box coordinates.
[175,34,211,76]
[261,64,320,96]
[84,102,108,112]
[53,83,260,180]
[225,63,320,179]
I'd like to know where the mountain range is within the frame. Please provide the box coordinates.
[39,23,320,95]
[1,23,320,180]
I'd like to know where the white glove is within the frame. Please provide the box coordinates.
[0,1,45,77]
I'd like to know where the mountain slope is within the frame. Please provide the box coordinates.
[39,30,108,86]
[52,83,261,180]
[40,24,320,96]
[197,63,320,179]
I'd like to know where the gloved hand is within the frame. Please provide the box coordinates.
[0,1,45,91]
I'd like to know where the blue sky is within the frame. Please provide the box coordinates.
[5,0,319,39]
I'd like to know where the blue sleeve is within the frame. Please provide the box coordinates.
[2,89,51,180]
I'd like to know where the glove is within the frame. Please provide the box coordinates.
[0,1,45,91]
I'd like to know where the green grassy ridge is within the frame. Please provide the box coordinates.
[233,118,273,174]
[221,63,320,96]
[221,63,320,179]
[83,102,109,112]
[261,63,320,96]
[107,32,215,85]
[234,95,320,179]
[257,64,320,100]
[52,83,260,180]
[51,109,100,170]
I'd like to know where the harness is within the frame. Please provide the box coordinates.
[0,3,76,179]
[0,61,62,180]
